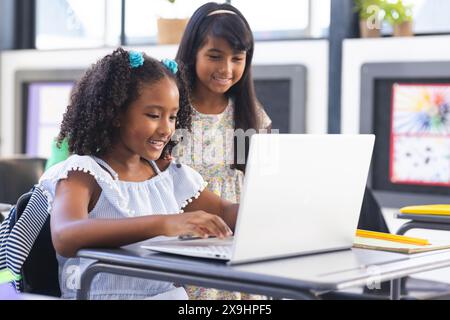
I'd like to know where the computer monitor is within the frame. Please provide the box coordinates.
[360,62,450,207]
[15,69,85,158]
[252,64,307,133]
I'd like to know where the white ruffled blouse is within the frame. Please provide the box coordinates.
[38,155,207,300]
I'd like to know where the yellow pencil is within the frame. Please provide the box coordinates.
[356,229,430,246]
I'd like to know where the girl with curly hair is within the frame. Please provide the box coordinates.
[38,48,236,300]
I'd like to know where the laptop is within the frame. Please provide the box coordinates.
[141,134,375,265]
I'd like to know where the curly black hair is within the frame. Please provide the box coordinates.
[57,48,192,159]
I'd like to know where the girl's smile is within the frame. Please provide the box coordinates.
[194,36,246,96]
[116,77,180,161]
[147,138,168,151]
[211,74,233,86]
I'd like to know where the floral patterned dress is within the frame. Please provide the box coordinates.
[174,99,272,300]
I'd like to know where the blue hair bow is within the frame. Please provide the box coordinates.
[161,58,178,75]
[129,51,144,68]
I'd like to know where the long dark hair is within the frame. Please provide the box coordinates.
[58,48,191,159]
[176,2,260,172]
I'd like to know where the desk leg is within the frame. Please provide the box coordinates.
[390,279,401,300]
[397,221,450,235]
[76,262,105,300]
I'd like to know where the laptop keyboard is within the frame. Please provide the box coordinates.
[142,237,234,259]
[177,245,232,257]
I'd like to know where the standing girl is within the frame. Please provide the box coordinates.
[175,2,272,299]
[39,48,236,300]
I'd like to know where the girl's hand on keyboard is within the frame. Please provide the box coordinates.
[163,211,233,239]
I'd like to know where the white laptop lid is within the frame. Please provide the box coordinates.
[229,134,375,264]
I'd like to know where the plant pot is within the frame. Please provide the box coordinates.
[359,20,381,38]
[393,21,414,37]
[157,18,189,45]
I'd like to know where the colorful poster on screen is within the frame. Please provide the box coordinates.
[390,83,450,187]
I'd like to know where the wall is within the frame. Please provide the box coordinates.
[0,40,329,156]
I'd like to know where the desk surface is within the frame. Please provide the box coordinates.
[77,239,450,297]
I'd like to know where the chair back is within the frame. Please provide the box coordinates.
[13,190,61,297]
[0,157,46,204]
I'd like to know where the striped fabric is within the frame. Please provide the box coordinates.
[0,187,49,291]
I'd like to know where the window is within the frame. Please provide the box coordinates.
[232,0,309,40]
[36,0,121,49]
[309,0,331,38]
[409,0,450,34]
[232,0,330,40]
[35,0,330,49]
[124,0,213,45]
[381,0,450,35]
[124,0,329,45]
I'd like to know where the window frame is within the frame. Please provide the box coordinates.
[122,0,328,46]
[30,0,450,50]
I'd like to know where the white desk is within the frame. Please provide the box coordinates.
[76,241,450,300]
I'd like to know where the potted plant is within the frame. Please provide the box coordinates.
[157,0,189,45]
[384,0,414,37]
[354,0,385,38]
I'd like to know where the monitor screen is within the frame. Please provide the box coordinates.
[15,69,85,158]
[252,64,307,134]
[360,62,450,206]
[373,78,450,197]
[254,79,290,133]
[24,82,74,158]
[389,83,450,187]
